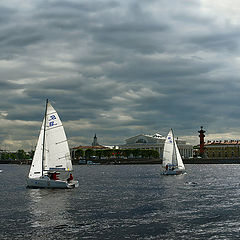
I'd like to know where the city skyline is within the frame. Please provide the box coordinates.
[1,0,240,150]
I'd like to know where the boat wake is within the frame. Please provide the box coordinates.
[185,181,197,186]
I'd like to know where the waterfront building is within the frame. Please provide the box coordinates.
[118,133,193,159]
[71,134,109,159]
[205,140,240,159]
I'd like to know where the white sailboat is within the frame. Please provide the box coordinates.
[162,129,186,175]
[27,99,79,188]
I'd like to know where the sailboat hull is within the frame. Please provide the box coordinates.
[27,178,79,189]
[162,170,185,175]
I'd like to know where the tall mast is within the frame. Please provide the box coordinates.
[42,99,48,176]
[171,129,177,166]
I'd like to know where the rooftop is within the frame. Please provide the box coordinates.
[205,140,240,145]
[145,133,165,139]
[72,145,109,150]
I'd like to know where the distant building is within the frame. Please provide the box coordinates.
[71,134,109,159]
[205,140,240,159]
[118,133,193,159]
[198,126,206,157]
[92,134,99,146]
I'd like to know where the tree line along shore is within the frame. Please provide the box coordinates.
[1,148,240,164]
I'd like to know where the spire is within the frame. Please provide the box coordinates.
[92,134,99,146]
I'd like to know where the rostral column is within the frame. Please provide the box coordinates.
[198,126,205,157]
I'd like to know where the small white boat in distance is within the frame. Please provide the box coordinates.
[27,99,79,189]
[162,129,186,175]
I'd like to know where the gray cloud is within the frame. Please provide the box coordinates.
[0,0,240,150]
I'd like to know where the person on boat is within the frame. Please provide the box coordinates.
[52,172,59,180]
[67,173,73,182]
[166,165,168,170]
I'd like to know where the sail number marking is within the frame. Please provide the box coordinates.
[49,114,57,127]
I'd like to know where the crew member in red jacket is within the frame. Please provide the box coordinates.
[67,173,73,182]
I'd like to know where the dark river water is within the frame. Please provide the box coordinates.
[1,164,240,239]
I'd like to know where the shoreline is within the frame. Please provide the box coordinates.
[2,158,240,165]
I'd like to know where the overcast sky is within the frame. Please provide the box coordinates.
[1,0,240,150]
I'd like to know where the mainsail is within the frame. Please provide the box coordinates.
[162,129,175,167]
[44,102,72,172]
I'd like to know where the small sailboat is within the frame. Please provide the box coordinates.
[162,129,186,175]
[27,99,79,188]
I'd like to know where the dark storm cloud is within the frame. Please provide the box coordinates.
[105,56,220,82]
[34,0,120,32]
[0,6,16,25]
[0,0,240,149]
[190,31,240,52]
